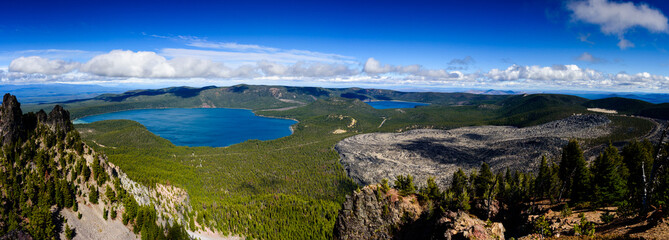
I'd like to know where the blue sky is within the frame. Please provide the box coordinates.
[1,0,669,93]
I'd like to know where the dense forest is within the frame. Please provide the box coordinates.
[74,93,659,239]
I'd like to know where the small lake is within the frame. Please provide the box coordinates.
[366,101,429,109]
[73,108,297,147]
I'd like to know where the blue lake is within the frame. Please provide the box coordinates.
[73,108,297,147]
[366,101,429,109]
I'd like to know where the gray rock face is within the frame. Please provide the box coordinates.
[0,93,25,146]
[46,105,72,133]
[336,115,611,189]
[36,109,47,124]
[333,185,505,240]
[334,186,421,239]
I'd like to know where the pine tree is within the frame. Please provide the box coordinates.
[592,144,627,205]
[418,177,442,201]
[106,185,116,203]
[559,140,584,200]
[450,168,468,195]
[534,156,553,199]
[89,186,99,204]
[456,190,471,211]
[394,175,416,196]
[622,140,653,208]
[475,162,494,198]
[571,154,592,203]
[28,206,55,240]
[65,223,76,240]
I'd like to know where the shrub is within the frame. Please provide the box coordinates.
[560,203,572,217]
[574,213,595,236]
[65,224,76,240]
[600,212,615,224]
[532,216,552,237]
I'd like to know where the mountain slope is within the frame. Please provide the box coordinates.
[0,94,190,240]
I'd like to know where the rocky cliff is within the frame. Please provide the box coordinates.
[334,185,505,240]
[0,93,25,145]
[0,93,73,146]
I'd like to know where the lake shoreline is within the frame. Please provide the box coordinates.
[74,108,298,148]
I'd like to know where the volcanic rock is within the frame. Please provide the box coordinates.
[0,93,25,146]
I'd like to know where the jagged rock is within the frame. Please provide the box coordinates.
[334,186,419,239]
[0,230,33,240]
[0,93,25,146]
[46,105,72,133]
[36,109,47,123]
[471,199,501,220]
[334,185,504,240]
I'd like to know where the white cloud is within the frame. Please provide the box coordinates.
[363,58,421,75]
[576,52,605,63]
[5,48,669,93]
[79,50,260,78]
[257,60,358,77]
[9,56,80,74]
[568,0,669,49]
[617,37,635,50]
[80,50,176,78]
[487,64,606,82]
[0,49,102,65]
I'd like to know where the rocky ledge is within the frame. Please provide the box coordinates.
[333,185,504,240]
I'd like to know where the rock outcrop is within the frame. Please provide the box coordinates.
[0,93,25,145]
[0,230,33,240]
[0,93,73,146]
[334,185,504,240]
[45,105,72,133]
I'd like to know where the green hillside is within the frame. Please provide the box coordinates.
[56,85,660,239]
[583,97,654,114]
[584,97,669,120]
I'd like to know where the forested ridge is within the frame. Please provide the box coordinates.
[0,94,190,240]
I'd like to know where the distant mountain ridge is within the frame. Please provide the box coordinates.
[19,84,669,122]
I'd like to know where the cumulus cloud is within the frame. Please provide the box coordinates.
[258,60,358,77]
[568,0,669,49]
[576,52,606,63]
[487,64,605,82]
[363,58,421,75]
[79,50,259,78]
[81,50,175,77]
[9,56,80,74]
[6,49,669,92]
[8,50,359,80]
[362,58,470,81]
